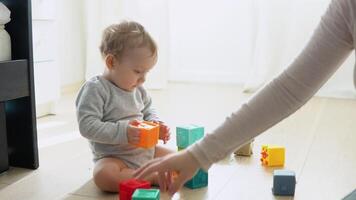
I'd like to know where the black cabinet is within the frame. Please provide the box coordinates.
[0,0,39,173]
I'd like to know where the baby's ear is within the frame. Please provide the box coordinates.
[105,54,115,70]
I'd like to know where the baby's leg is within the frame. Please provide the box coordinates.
[93,157,135,192]
[93,157,162,192]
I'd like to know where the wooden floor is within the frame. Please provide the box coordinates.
[0,82,355,200]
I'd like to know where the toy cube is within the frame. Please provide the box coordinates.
[132,189,160,200]
[272,170,296,196]
[234,139,254,156]
[119,179,151,200]
[184,169,208,189]
[260,145,285,166]
[176,124,204,148]
[130,121,159,148]
[343,188,356,200]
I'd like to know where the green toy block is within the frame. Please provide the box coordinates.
[132,189,160,200]
[176,124,204,148]
[184,169,208,189]
[177,146,184,151]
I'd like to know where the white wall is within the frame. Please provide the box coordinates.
[169,0,255,84]
[119,0,170,89]
[168,0,356,99]
[57,0,86,87]
[55,0,356,99]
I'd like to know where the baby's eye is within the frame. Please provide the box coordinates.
[134,70,141,74]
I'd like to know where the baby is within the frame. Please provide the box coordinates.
[75,20,173,192]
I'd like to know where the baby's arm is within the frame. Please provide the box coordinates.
[75,83,129,144]
[139,87,159,122]
[139,87,170,143]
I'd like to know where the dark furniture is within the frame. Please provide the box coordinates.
[0,0,39,173]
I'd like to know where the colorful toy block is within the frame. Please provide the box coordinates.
[177,147,184,151]
[234,139,254,156]
[176,124,204,148]
[132,189,160,200]
[272,170,296,196]
[343,188,356,200]
[184,169,208,189]
[260,145,285,166]
[119,179,151,200]
[130,121,159,148]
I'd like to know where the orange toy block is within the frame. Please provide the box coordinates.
[130,121,160,148]
[260,145,285,167]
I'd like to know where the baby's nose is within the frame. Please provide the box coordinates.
[139,75,146,83]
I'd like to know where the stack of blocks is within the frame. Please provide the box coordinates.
[118,179,151,200]
[260,145,285,166]
[176,124,208,189]
[132,189,160,200]
[272,170,296,196]
[129,121,160,149]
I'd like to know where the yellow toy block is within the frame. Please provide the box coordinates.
[130,121,159,148]
[260,145,285,167]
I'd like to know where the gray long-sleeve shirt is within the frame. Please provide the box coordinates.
[75,76,159,169]
[188,0,356,171]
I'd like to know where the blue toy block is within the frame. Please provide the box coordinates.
[184,169,208,189]
[272,170,296,196]
[176,124,204,148]
[343,188,356,200]
[132,189,160,200]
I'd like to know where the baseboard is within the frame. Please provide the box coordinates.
[36,102,56,118]
[36,81,83,118]
[60,81,84,95]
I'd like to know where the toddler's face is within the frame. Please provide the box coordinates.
[109,47,157,92]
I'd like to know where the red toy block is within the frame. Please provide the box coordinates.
[119,179,151,200]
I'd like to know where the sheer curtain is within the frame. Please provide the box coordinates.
[244,0,355,98]
[83,0,355,98]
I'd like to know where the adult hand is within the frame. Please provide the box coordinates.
[134,150,201,195]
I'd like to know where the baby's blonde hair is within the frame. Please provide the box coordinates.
[99,20,157,60]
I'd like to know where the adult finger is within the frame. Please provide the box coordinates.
[167,171,173,190]
[168,173,188,196]
[133,157,162,178]
[157,171,167,192]
[135,159,170,180]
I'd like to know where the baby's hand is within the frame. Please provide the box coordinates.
[153,121,171,144]
[127,120,141,144]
